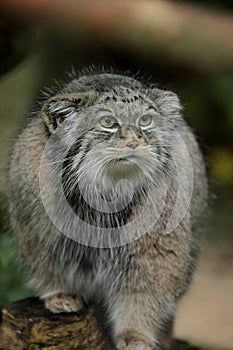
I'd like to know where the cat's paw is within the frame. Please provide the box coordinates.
[42,292,85,314]
[115,331,155,350]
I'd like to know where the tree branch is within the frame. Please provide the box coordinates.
[0,297,108,349]
[0,297,211,350]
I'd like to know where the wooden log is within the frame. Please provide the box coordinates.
[0,297,211,350]
[0,297,108,350]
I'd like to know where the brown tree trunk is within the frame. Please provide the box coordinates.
[0,297,212,350]
[0,297,108,350]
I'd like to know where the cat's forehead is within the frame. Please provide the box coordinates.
[97,86,150,105]
[96,87,154,119]
[93,87,153,123]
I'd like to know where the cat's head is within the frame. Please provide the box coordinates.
[41,74,182,195]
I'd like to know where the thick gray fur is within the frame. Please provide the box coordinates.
[8,70,208,350]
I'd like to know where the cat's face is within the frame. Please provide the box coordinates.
[42,84,181,197]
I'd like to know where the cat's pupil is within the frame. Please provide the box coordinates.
[105,117,112,124]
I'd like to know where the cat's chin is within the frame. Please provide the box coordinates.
[105,158,142,180]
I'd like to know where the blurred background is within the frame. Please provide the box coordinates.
[0,0,232,348]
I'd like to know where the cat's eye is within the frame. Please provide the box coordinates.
[139,115,153,127]
[100,116,118,129]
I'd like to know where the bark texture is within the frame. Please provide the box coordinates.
[0,297,108,350]
[0,297,212,350]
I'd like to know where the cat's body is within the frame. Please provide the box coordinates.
[8,71,208,349]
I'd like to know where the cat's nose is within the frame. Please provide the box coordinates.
[127,140,139,149]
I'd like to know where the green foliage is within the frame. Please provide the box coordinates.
[0,234,34,308]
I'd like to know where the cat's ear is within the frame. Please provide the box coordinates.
[147,88,182,115]
[41,92,95,133]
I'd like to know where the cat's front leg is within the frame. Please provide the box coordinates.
[108,292,170,350]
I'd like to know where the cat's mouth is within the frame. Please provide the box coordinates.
[106,155,140,176]
[116,150,140,162]
[104,154,143,180]
[118,157,133,163]
[116,155,139,165]
[104,150,145,176]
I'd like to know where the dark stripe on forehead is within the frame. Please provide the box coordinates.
[98,89,147,105]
